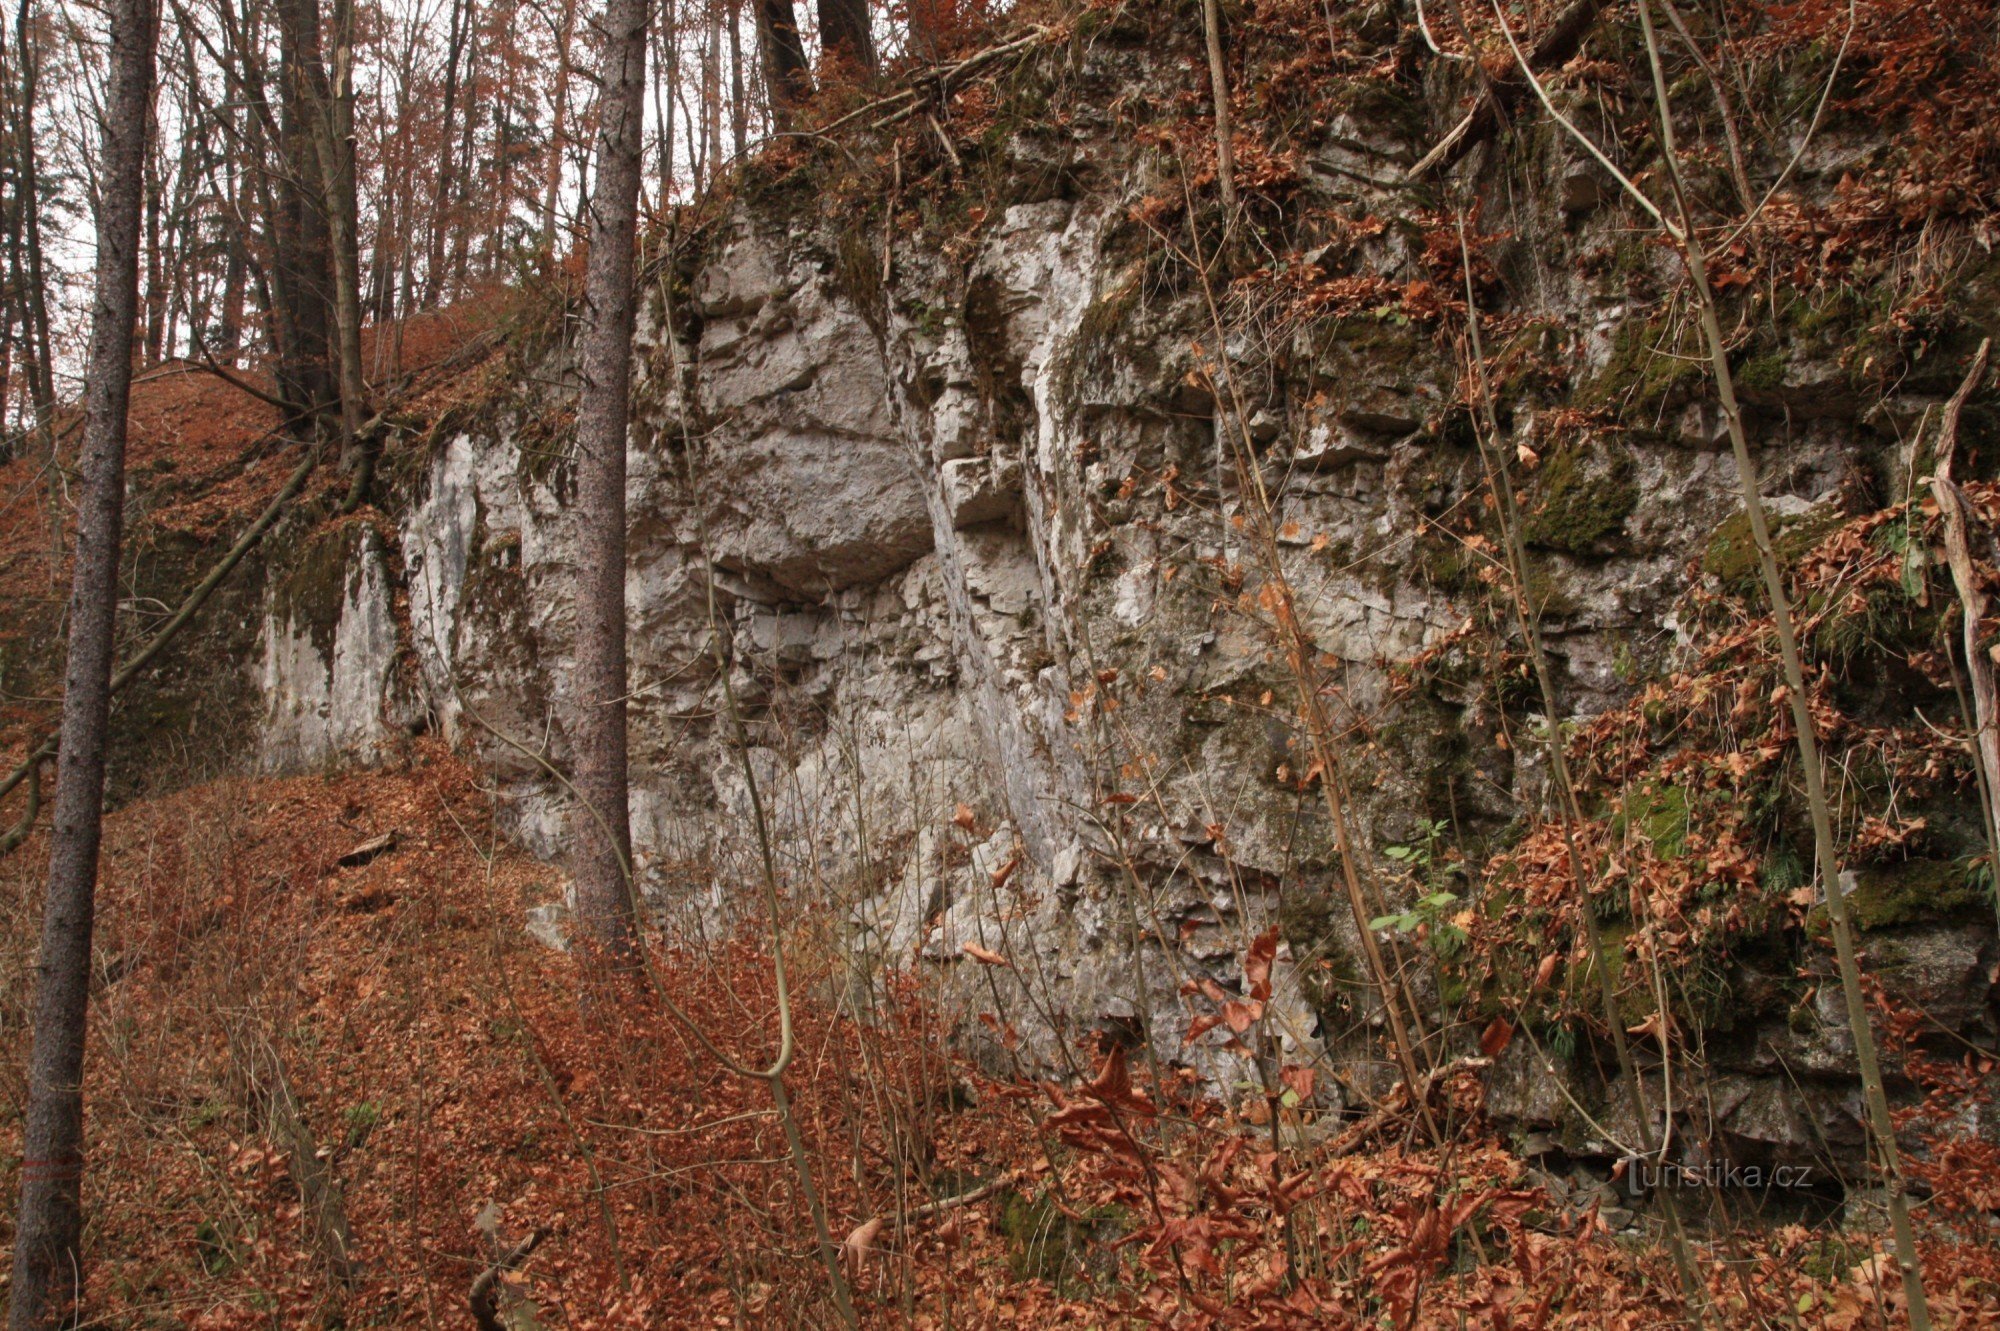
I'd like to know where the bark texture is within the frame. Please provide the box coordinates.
[569,0,647,963]
[754,0,812,119]
[816,0,875,76]
[7,0,154,1322]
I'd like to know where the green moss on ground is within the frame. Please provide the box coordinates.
[1612,783,1692,858]
[998,1189,1129,1289]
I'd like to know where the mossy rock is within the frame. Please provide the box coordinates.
[1582,313,1706,416]
[1816,858,1992,933]
[1610,782,1691,858]
[1279,888,1359,1022]
[1735,352,1788,396]
[1700,505,1846,596]
[271,522,366,658]
[1521,443,1637,555]
[997,1189,1129,1289]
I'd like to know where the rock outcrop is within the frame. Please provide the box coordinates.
[234,18,2000,1186]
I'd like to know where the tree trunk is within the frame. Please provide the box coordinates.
[425,0,470,306]
[815,0,873,77]
[273,0,337,439]
[752,0,809,122]
[447,7,479,291]
[142,130,164,362]
[570,0,647,963]
[727,0,746,161]
[699,0,718,190]
[6,0,154,1322]
[301,0,371,507]
[652,0,677,193]
[1199,0,1236,219]
[539,0,578,259]
[218,129,245,362]
[13,0,56,459]
[906,0,955,60]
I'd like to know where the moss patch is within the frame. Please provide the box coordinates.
[1521,443,1637,554]
[1612,783,1691,858]
[1819,858,1990,933]
[271,524,363,659]
[1582,313,1705,416]
[1700,506,1846,595]
[997,1189,1129,1289]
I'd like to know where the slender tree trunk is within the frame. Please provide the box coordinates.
[13,0,56,448]
[652,0,677,193]
[301,0,370,505]
[727,0,745,161]
[1199,0,1236,219]
[2,23,27,444]
[447,6,480,290]
[906,0,955,60]
[539,0,578,259]
[6,0,154,1322]
[218,121,245,361]
[142,130,164,362]
[273,0,337,439]
[425,0,469,306]
[570,0,647,962]
[699,0,718,190]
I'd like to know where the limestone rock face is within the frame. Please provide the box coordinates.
[242,37,1998,1175]
[256,525,405,773]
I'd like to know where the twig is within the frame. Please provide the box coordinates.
[1924,339,1997,931]
[1408,0,1604,179]
[469,1227,546,1331]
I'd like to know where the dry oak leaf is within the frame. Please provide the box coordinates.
[961,942,1010,967]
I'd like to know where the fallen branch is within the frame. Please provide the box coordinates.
[839,1176,1013,1281]
[812,25,1061,138]
[1324,1055,1490,1161]
[265,1075,356,1289]
[470,1227,547,1331]
[0,749,43,853]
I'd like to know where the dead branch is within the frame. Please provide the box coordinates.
[470,1227,547,1331]
[1324,1056,1490,1161]
[1925,339,1997,926]
[1408,0,1603,179]
[811,25,1060,139]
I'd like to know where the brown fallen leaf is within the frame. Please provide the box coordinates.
[961,942,1010,967]
[840,1215,884,1282]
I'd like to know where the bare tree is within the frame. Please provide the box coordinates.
[568,0,647,963]
[537,0,578,257]
[6,0,156,1322]
[292,0,373,507]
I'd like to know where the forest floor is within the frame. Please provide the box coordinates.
[0,748,1995,1328]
